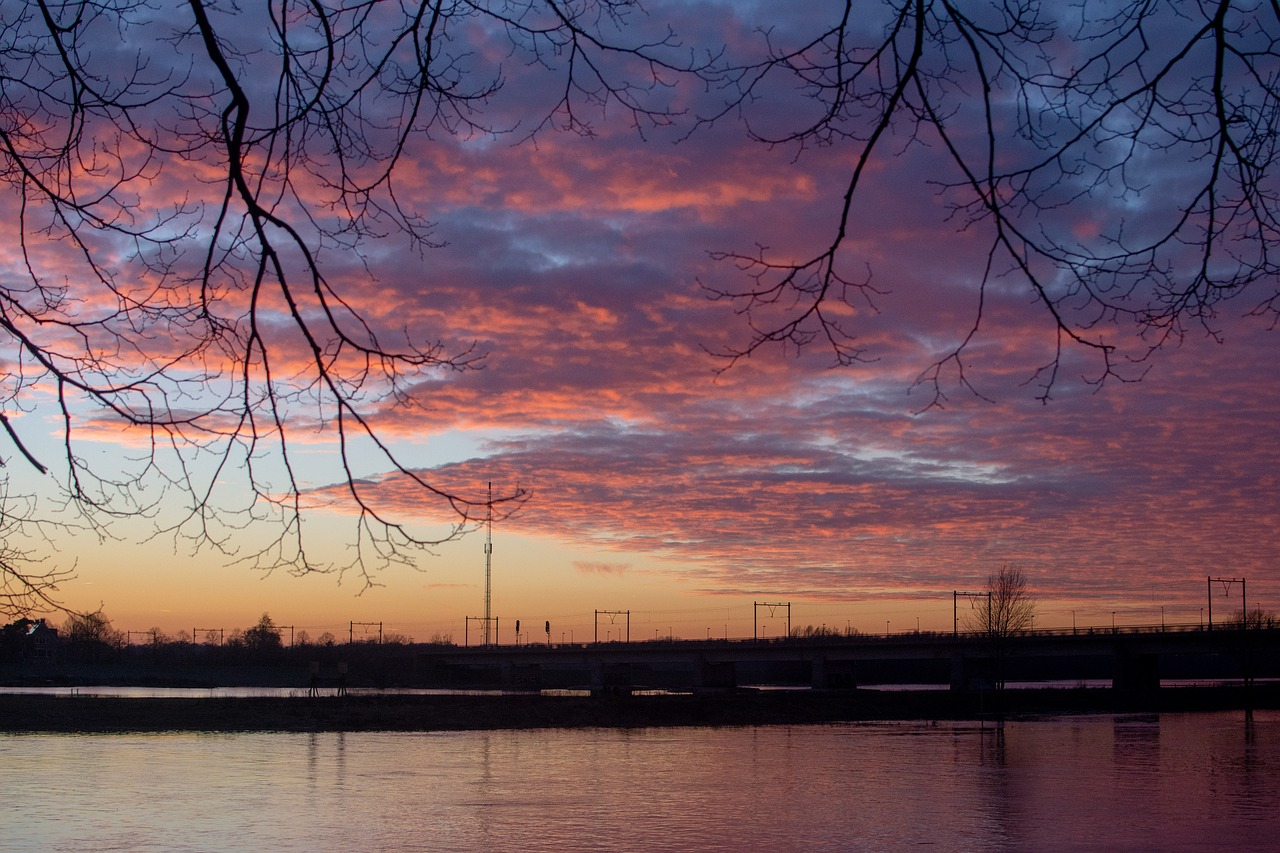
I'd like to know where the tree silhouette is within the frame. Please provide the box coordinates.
[242,612,284,653]
[0,0,706,606]
[0,485,75,619]
[963,564,1037,689]
[62,609,126,662]
[706,1,1280,406]
[964,565,1037,639]
[1227,606,1280,630]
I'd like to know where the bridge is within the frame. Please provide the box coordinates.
[414,626,1280,693]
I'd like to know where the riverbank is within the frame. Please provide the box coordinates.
[3,684,1277,733]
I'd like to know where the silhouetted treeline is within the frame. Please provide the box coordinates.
[1,611,437,669]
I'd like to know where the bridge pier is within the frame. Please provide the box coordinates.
[950,653,996,692]
[694,658,737,690]
[501,662,542,689]
[590,661,635,695]
[590,661,605,693]
[810,655,857,689]
[1112,649,1160,692]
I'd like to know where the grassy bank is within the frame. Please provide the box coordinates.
[2,685,1276,733]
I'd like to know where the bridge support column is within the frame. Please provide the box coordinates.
[950,653,967,692]
[1113,649,1160,692]
[590,661,605,693]
[502,662,541,689]
[694,658,737,690]
[811,656,857,689]
[590,661,634,695]
[951,653,995,692]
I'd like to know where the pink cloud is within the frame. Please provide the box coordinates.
[5,1,1277,624]
[575,561,631,577]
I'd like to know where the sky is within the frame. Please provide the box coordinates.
[7,1,1278,643]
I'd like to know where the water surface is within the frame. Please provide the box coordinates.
[3,712,1275,851]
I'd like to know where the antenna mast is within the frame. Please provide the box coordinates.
[484,481,493,645]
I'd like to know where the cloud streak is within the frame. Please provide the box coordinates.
[9,1,1277,624]
[286,5,1280,607]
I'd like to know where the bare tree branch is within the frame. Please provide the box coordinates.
[706,0,1280,404]
[0,0,711,595]
[0,485,77,619]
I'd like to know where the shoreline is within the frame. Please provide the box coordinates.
[2,684,1275,733]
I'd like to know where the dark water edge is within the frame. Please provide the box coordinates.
[2,685,1276,733]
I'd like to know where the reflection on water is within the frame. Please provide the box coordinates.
[2,712,1278,851]
[1,680,1260,699]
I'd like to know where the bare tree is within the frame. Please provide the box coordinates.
[706,1,1280,405]
[1228,606,1280,630]
[0,0,708,601]
[62,608,126,662]
[961,564,1036,691]
[965,564,1038,640]
[242,612,283,652]
[0,486,75,620]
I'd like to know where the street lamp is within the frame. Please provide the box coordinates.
[885,620,890,637]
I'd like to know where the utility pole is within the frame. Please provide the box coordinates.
[953,591,991,637]
[349,621,382,644]
[484,481,493,646]
[194,628,223,646]
[594,610,630,643]
[1207,576,1247,631]
[753,601,790,641]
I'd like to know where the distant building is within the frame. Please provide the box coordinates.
[1,618,59,664]
[25,619,57,662]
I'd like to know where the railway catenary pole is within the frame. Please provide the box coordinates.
[484,482,493,646]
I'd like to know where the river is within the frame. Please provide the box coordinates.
[3,711,1276,851]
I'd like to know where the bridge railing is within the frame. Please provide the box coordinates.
[432,621,1276,653]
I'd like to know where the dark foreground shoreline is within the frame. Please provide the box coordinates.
[2,685,1276,733]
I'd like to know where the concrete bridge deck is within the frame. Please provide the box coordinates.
[414,626,1280,692]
